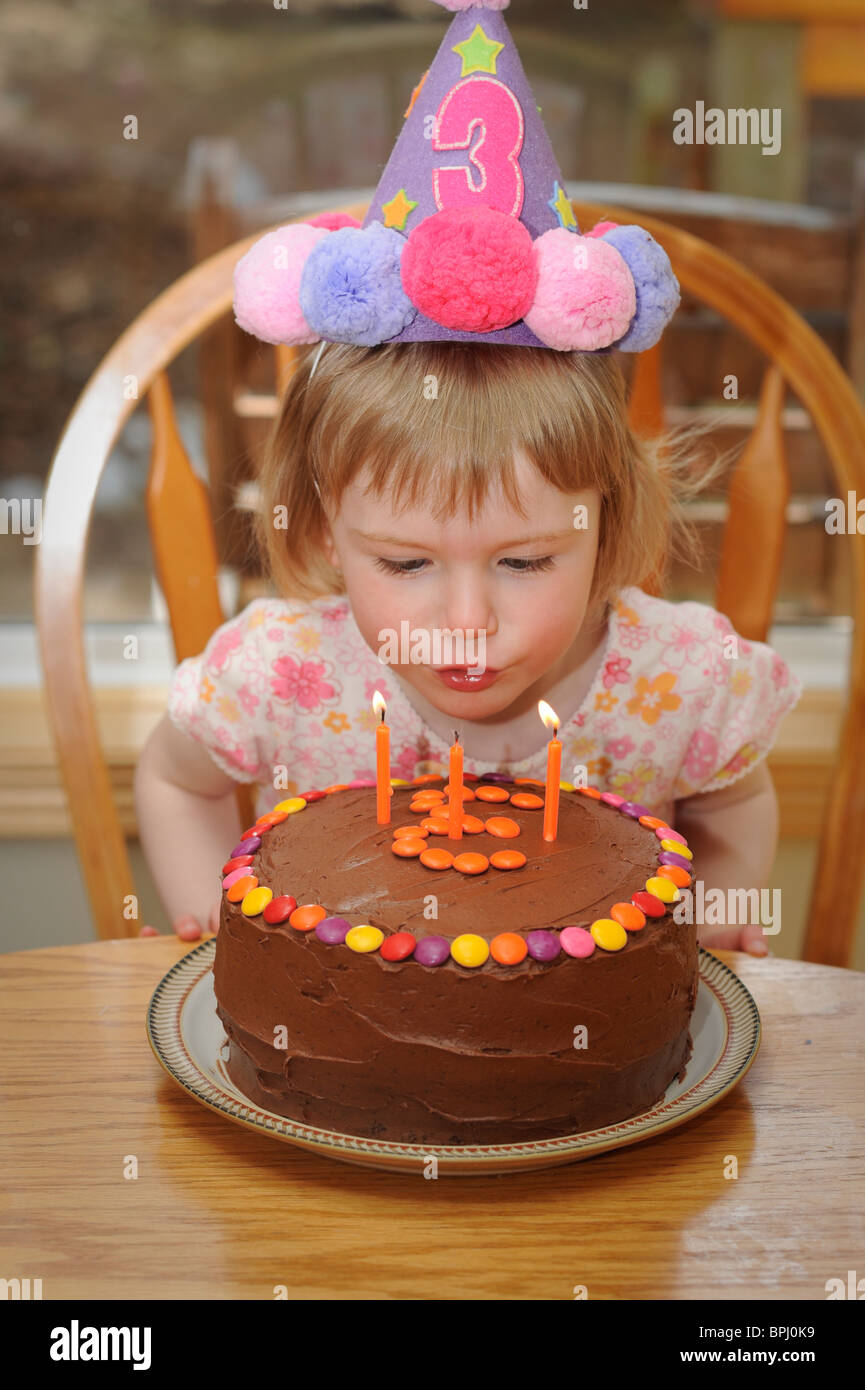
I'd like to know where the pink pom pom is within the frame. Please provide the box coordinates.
[586,220,619,238]
[233,223,330,345]
[306,211,362,232]
[430,1,509,11]
[524,230,636,350]
[402,206,536,333]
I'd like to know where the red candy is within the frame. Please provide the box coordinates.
[380,931,416,961]
[297,789,326,801]
[221,854,254,875]
[631,890,666,918]
[262,894,298,925]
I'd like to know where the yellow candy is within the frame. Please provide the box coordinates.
[660,839,692,859]
[645,875,680,903]
[273,797,307,815]
[346,925,384,953]
[450,933,490,967]
[241,886,274,917]
[390,778,409,786]
[590,918,627,951]
[559,781,575,792]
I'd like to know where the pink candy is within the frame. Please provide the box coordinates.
[560,926,595,958]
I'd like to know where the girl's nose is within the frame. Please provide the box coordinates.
[440,572,497,639]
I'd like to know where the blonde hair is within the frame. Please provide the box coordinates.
[256,339,719,608]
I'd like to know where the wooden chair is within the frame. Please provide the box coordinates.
[34,199,865,966]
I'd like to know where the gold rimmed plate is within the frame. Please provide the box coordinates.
[146,941,760,1175]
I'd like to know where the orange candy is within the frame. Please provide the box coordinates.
[461,814,485,834]
[393,825,429,838]
[484,816,521,839]
[514,777,545,787]
[420,848,455,870]
[639,815,669,830]
[226,874,258,903]
[475,785,510,802]
[490,932,528,964]
[444,784,475,801]
[577,786,602,799]
[288,903,326,931]
[421,817,450,835]
[657,864,692,888]
[453,852,490,874]
[409,792,446,808]
[255,811,289,829]
[610,901,647,931]
[509,792,544,810]
[392,837,427,857]
[490,850,527,870]
[412,774,445,785]
[323,784,350,794]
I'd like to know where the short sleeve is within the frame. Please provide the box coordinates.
[673,623,803,798]
[167,600,279,783]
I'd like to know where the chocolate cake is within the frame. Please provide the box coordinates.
[213,777,698,1145]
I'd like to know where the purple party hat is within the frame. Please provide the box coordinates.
[233,0,680,355]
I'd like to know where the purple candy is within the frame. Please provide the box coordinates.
[230,836,261,858]
[482,772,513,783]
[526,929,562,962]
[315,916,352,944]
[657,827,687,844]
[619,802,650,819]
[348,779,376,789]
[658,851,692,871]
[414,935,450,966]
[600,791,625,807]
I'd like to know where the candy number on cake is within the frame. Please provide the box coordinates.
[432,78,525,217]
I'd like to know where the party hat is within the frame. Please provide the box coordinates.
[233,0,679,355]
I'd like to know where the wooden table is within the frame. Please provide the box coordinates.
[2,938,863,1301]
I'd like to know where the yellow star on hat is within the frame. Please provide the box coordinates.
[452,24,505,77]
[382,188,419,231]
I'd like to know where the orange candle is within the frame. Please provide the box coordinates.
[538,701,561,842]
[373,690,390,825]
[448,731,463,841]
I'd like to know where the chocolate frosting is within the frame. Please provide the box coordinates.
[214,783,698,1145]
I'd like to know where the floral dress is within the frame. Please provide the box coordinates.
[168,586,802,821]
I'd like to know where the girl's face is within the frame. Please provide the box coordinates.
[321,451,602,723]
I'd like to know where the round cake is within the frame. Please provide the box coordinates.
[213,776,698,1146]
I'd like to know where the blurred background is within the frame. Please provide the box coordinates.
[2,0,865,957]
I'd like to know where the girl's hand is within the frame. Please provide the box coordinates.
[173,906,220,941]
[697,922,770,957]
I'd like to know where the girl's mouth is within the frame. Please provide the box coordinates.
[434,667,500,692]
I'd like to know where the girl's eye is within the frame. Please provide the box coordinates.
[374,557,429,575]
[501,555,555,572]
[374,555,556,576]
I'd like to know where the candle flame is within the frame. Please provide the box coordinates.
[372,690,387,718]
[538,699,559,733]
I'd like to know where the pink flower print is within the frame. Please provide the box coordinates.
[641,740,656,755]
[214,728,257,776]
[659,622,705,669]
[719,743,759,780]
[364,677,391,705]
[684,728,719,783]
[713,613,734,635]
[602,652,631,689]
[207,626,243,674]
[394,743,424,779]
[617,621,652,652]
[771,655,789,690]
[237,682,259,717]
[269,655,338,711]
[625,672,682,726]
[606,736,635,759]
[322,605,348,635]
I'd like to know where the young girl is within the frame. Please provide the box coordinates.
[135,339,801,953]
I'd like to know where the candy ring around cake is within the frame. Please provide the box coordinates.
[146,941,759,1175]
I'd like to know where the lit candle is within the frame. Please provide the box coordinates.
[448,730,463,841]
[538,700,562,842]
[373,690,390,825]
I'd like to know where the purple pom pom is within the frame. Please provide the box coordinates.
[601,225,680,352]
[299,222,417,347]
[430,1,510,10]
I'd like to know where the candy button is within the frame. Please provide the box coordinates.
[453,852,490,874]
[414,935,450,966]
[389,778,409,786]
[600,792,625,807]
[645,876,680,904]
[297,789,326,802]
[659,850,692,871]
[420,848,454,870]
[392,837,427,857]
[380,931,416,961]
[444,784,475,801]
[484,816,521,839]
[451,934,490,967]
[526,930,561,962]
[241,886,273,917]
[315,916,352,944]
[619,802,650,819]
[346,925,384,953]
[226,874,258,903]
[412,774,445,785]
[490,850,527,870]
[410,801,440,815]
[632,890,666,917]
[273,798,307,815]
[230,836,261,859]
[656,827,687,845]
[410,791,446,807]
[255,811,289,828]
[421,817,450,835]
[560,781,575,792]
[577,786,601,799]
[262,894,297,925]
[590,918,628,951]
[461,814,485,834]
[222,856,254,878]
[514,777,545,787]
[657,864,691,888]
[660,839,692,859]
[394,824,430,839]
[490,932,528,965]
[288,903,326,931]
[480,772,513,783]
[475,785,510,802]
[323,784,350,794]
[509,792,544,810]
[561,926,595,958]
[639,815,669,830]
[348,779,376,789]
[610,902,646,931]
[240,824,265,840]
